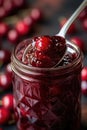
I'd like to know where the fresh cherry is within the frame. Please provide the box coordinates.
[23,16,33,28]
[78,7,87,21]
[81,67,87,81]
[81,81,87,96]
[0,7,6,18]
[6,63,12,76]
[35,36,53,52]
[0,73,12,90]
[0,107,10,125]
[2,94,14,111]
[7,29,19,44]
[13,0,24,8]
[31,8,42,22]
[0,22,8,37]
[59,17,76,34]
[0,0,3,6]
[15,20,29,36]
[71,37,84,51]
[82,18,87,31]
[0,49,11,64]
[3,0,13,14]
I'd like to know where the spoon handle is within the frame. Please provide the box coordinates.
[57,0,87,37]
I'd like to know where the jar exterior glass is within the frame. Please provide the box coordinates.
[11,39,82,130]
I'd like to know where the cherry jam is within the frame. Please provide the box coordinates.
[11,37,82,130]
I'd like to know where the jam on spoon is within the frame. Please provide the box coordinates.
[22,35,66,67]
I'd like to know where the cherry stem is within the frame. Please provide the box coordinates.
[57,0,87,37]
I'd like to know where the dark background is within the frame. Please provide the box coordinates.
[2,0,87,129]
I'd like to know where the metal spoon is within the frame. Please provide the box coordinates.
[22,0,87,66]
[53,0,87,67]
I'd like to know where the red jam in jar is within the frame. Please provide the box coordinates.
[11,36,82,130]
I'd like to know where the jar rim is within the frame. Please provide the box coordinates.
[11,39,82,74]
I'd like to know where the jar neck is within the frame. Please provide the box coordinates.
[11,40,83,81]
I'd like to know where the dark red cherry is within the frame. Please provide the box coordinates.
[81,81,87,96]
[7,29,19,44]
[2,94,14,110]
[13,0,24,7]
[35,36,53,52]
[0,107,10,125]
[0,73,12,90]
[3,0,13,13]
[71,37,84,51]
[0,0,3,6]
[31,8,42,22]
[78,7,87,21]
[0,23,8,37]
[6,63,12,76]
[23,16,34,27]
[0,7,6,18]
[15,20,29,36]
[83,18,87,31]
[81,67,87,81]
[0,49,11,64]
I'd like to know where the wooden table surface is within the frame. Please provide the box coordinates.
[2,0,87,129]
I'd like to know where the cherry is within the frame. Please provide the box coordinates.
[13,0,24,8]
[81,67,87,81]
[82,18,87,31]
[31,8,42,22]
[0,49,11,64]
[71,37,84,51]
[2,94,14,111]
[15,20,29,36]
[23,16,34,28]
[3,0,13,14]
[0,73,12,90]
[35,36,53,52]
[59,17,76,34]
[0,23,8,37]
[6,63,12,76]
[7,29,19,44]
[0,0,3,6]
[81,81,87,96]
[0,7,6,18]
[0,107,10,125]
[78,7,87,21]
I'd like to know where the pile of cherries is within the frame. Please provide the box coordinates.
[0,0,43,129]
[0,93,15,127]
[81,67,87,96]
[0,0,26,19]
[0,7,42,45]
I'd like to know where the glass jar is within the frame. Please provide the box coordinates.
[11,39,82,130]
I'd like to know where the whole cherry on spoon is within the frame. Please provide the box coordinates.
[22,0,87,68]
